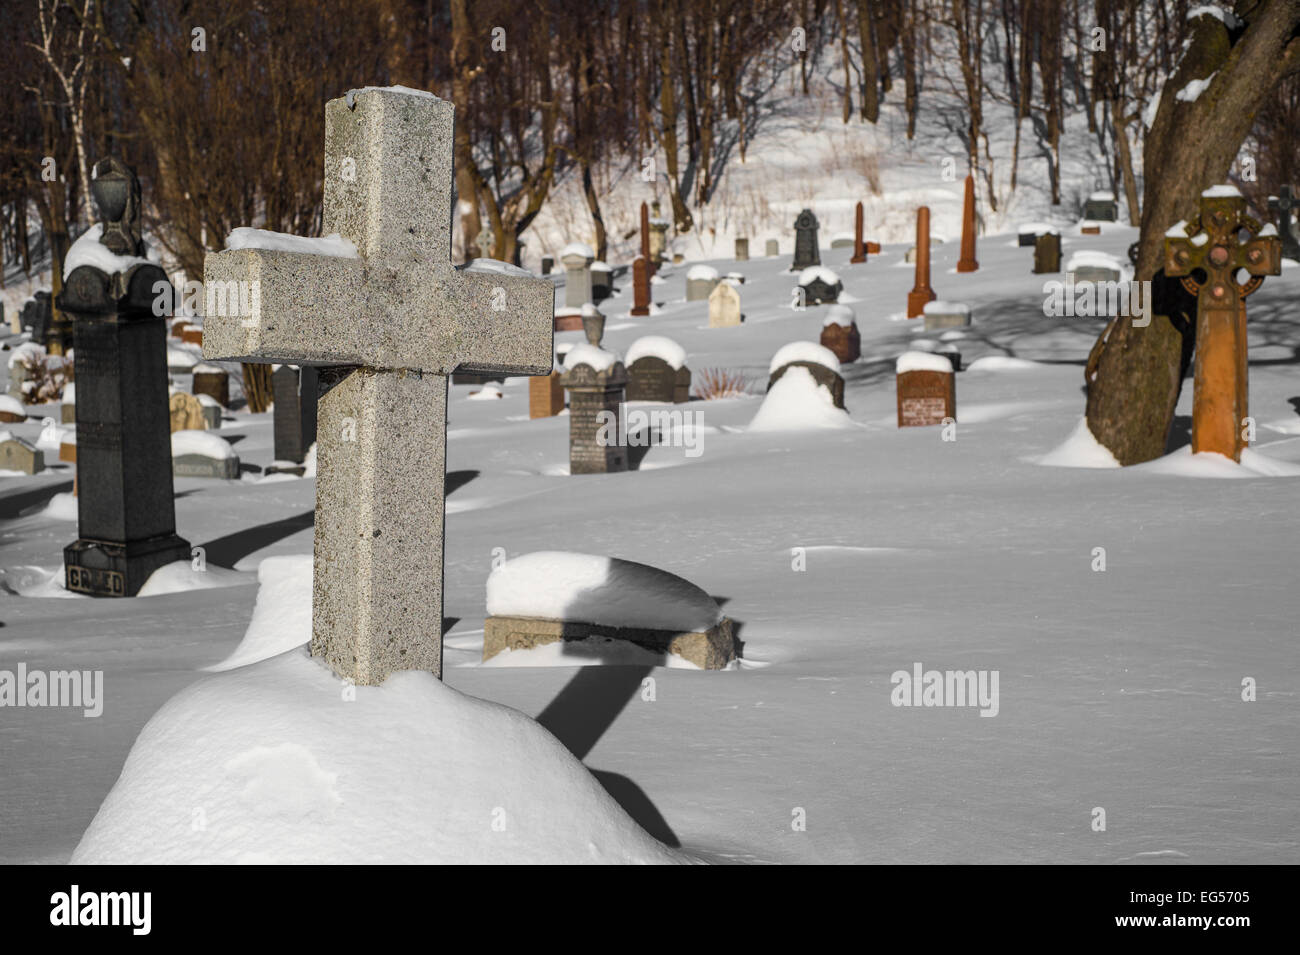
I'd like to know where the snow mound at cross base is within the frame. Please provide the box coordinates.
[71,649,686,864]
[748,366,854,433]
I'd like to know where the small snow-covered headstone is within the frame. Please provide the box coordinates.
[1067,251,1124,285]
[686,264,720,302]
[191,363,229,407]
[0,433,43,474]
[797,266,842,305]
[625,336,690,403]
[0,393,26,423]
[707,281,741,327]
[1034,232,1062,274]
[560,344,628,474]
[765,238,779,257]
[483,552,736,669]
[197,393,223,430]
[1083,191,1118,222]
[181,326,203,347]
[768,342,845,409]
[896,351,956,428]
[561,242,595,308]
[819,304,860,363]
[172,429,240,480]
[923,300,972,332]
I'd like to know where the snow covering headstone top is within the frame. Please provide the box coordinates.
[201,87,553,684]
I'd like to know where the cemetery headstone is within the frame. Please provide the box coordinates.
[766,238,779,257]
[197,394,222,430]
[707,280,741,327]
[60,434,76,463]
[1067,251,1124,285]
[201,87,552,684]
[1083,191,1119,222]
[562,243,594,308]
[923,300,972,331]
[1164,186,1281,462]
[60,381,76,423]
[798,267,842,305]
[540,255,553,276]
[937,343,962,372]
[907,206,937,318]
[271,364,318,465]
[686,265,721,301]
[191,363,229,407]
[0,394,26,423]
[1268,186,1300,261]
[560,346,629,474]
[768,343,845,409]
[630,255,651,316]
[649,203,669,265]
[735,237,749,261]
[792,209,821,270]
[529,370,564,418]
[625,336,690,403]
[23,292,52,345]
[819,304,860,363]
[1080,221,1102,235]
[171,319,191,339]
[1034,231,1062,273]
[851,201,868,264]
[957,174,979,273]
[830,235,853,249]
[169,391,207,432]
[0,433,43,474]
[172,430,240,480]
[181,326,203,346]
[896,351,956,427]
[61,156,190,597]
[591,261,612,302]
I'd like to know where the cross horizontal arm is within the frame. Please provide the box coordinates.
[202,248,554,375]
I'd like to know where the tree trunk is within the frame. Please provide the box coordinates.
[1085,0,1300,466]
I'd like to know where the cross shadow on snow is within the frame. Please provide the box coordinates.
[536,664,681,848]
[201,509,315,568]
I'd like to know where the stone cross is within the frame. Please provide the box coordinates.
[850,201,867,264]
[202,88,552,684]
[1164,188,1281,462]
[957,174,979,273]
[1268,186,1300,261]
[907,206,937,318]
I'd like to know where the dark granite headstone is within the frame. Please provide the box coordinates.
[1268,186,1300,261]
[1083,194,1118,221]
[561,361,629,474]
[23,292,52,345]
[799,273,842,305]
[626,356,690,403]
[272,364,318,464]
[540,256,554,276]
[768,360,845,409]
[792,209,820,270]
[59,236,190,595]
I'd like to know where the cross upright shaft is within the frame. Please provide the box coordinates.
[203,88,553,684]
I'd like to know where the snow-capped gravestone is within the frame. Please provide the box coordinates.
[60,157,190,597]
[1083,191,1118,222]
[685,264,720,301]
[0,394,25,423]
[1034,231,1062,274]
[1067,250,1124,285]
[561,242,595,308]
[172,429,239,480]
[271,364,317,467]
[0,433,43,474]
[768,341,845,409]
[896,351,956,428]
[560,344,628,474]
[1018,222,1053,247]
[191,363,229,407]
[630,255,651,316]
[202,87,552,684]
[791,209,820,270]
[708,280,741,328]
[168,391,206,432]
[923,300,972,332]
[1268,186,1300,261]
[797,266,842,305]
[1164,186,1281,462]
[625,336,690,403]
[819,304,860,363]
[591,261,612,301]
[483,552,735,669]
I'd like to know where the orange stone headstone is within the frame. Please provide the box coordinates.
[529,371,564,418]
[906,207,937,318]
[956,175,979,273]
[630,256,651,316]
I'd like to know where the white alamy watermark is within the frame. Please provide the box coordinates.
[1042,278,1151,327]
[596,407,705,457]
[0,663,103,717]
[152,278,261,326]
[50,886,150,935]
[890,662,999,717]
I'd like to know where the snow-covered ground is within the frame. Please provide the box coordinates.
[3,222,1299,863]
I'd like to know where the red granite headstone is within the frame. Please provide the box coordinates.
[896,369,956,428]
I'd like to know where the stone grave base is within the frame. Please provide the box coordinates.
[265,462,307,477]
[64,533,191,597]
[483,614,736,670]
[174,454,240,479]
[554,312,584,332]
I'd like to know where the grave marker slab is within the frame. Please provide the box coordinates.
[529,371,564,418]
[561,347,628,474]
[766,239,779,257]
[769,343,845,409]
[271,364,318,464]
[820,305,860,363]
[561,243,594,308]
[625,336,690,403]
[792,209,820,270]
[708,281,741,327]
[202,87,552,684]
[735,237,749,261]
[1083,192,1118,222]
[923,300,972,331]
[191,363,229,407]
[686,265,720,301]
[896,352,956,427]
[1034,232,1062,273]
[0,435,43,474]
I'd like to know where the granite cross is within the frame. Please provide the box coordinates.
[202,87,552,684]
[1164,187,1280,462]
